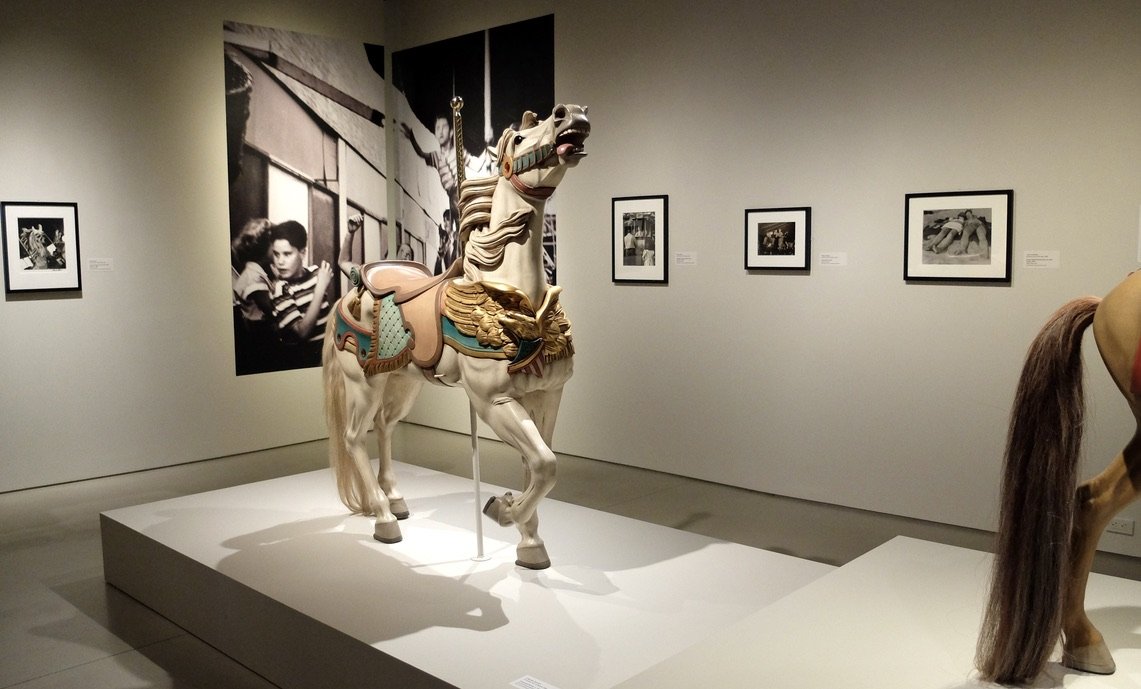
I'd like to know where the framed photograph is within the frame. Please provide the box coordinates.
[745,206,811,271]
[613,195,668,283]
[2,202,82,293]
[904,190,1012,282]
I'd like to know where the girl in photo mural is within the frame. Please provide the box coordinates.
[231,218,274,327]
[231,218,278,371]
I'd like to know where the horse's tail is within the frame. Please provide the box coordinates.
[322,309,370,515]
[977,295,1101,684]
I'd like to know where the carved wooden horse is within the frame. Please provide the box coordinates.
[322,104,589,569]
[977,271,1141,684]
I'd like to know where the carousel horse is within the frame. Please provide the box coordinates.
[322,104,589,569]
[977,271,1141,684]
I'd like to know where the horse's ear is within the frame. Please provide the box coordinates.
[520,111,539,128]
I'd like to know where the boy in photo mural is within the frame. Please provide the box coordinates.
[269,220,334,368]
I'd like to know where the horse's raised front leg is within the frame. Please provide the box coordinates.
[476,392,560,569]
[515,389,563,566]
[373,370,423,520]
[1061,432,1141,674]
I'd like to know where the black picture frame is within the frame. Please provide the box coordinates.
[612,195,668,284]
[744,206,811,271]
[2,201,82,293]
[904,190,1013,282]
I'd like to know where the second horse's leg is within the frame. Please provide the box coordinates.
[1061,433,1141,674]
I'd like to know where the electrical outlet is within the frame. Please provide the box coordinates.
[1107,517,1135,536]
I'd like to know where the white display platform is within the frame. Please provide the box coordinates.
[615,536,1141,689]
[101,461,833,689]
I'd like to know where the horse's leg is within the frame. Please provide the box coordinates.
[343,371,401,543]
[327,344,385,525]
[1065,273,1141,672]
[1061,432,1141,674]
[372,370,423,520]
[475,393,559,569]
[514,389,563,567]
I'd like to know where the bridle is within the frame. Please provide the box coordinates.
[500,141,557,200]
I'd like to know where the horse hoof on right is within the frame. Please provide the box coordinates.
[1063,641,1116,675]
[515,543,550,570]
[482,493,515,526]
[373,519,402,544]
[389,497,410,520]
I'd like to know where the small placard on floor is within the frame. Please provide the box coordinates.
[511,675,562,689]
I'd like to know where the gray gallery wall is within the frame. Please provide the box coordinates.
[0,1,384,490]
[2,1,1139,560]
[389,0,1141,558]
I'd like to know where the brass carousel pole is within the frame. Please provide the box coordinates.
[451,95,466,190]
[454,96,489,562]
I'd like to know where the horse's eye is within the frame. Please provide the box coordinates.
[514,135,524,145]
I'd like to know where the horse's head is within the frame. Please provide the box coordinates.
[498,104,590,200]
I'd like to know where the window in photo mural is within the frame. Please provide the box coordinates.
[223,20,388,375]
[392,15,555,280]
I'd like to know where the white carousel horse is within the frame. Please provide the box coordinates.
[977,271,1141,684]
[322,104,589,569]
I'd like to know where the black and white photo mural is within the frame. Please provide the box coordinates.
[392,15,555,280]
[224,21,387,375]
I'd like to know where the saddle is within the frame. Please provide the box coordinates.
[354,259,462,369]
[338,258,573,378]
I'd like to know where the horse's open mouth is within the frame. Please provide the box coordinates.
[556,129,589,159]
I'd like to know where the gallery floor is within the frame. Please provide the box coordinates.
[3,422,1139,688]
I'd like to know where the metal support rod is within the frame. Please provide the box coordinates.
[470,402,488,561]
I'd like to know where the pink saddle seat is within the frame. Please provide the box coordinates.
[357,259,462,369]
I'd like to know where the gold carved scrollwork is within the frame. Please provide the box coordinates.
[445,281,574,363]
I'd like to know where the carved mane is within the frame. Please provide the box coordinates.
[456,126,534,271]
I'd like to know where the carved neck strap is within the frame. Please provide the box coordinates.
[506,173,556,199]
[501,142,556,200]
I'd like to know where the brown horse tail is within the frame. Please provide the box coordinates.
[976,295,1101,684]
[322,312,368,515]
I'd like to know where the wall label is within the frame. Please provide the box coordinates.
[819,252,848,266]
[674,251,697,266]
[87,258,115,272]
[1023,250,1060,269]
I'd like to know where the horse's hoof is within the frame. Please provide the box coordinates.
[515,543,550,570]
[1063,641,1116,675]
[389,497,410,520]
[482,493,515,526]
[373,519,402,544]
